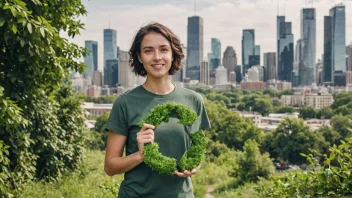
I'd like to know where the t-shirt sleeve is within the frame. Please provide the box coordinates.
[195,93,211,131]
[105,95,128,136]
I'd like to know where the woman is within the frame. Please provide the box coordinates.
[104,22,210,198]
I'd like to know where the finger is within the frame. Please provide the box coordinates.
[191,168,197,174]
[137,138,153,145]
[183,170,192,175]
[137,130,154,139]
[139,134,154,142]
[141,123,155,131]
[173,171,188,178]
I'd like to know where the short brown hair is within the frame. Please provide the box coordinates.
[129,22,184,76]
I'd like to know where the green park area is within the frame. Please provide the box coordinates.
[1,0,352,197]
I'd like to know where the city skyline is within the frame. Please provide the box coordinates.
[73,0,352,72]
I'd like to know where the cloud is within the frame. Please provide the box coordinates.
[73,0,352,70]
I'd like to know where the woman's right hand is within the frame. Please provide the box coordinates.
[136,123,155,160]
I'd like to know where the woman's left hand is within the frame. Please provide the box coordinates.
[173,166,199,178]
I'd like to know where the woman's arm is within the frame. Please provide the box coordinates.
[104,131,143,176]
[104,123,155,176]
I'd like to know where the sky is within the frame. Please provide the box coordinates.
[72,0,352,71]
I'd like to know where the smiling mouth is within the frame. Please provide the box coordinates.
[151,64,164,69]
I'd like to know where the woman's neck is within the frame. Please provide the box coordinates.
[142,77,174,95]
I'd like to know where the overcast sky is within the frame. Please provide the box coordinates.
[72,0,352,71]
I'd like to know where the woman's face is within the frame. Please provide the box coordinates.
[138,32,173,79]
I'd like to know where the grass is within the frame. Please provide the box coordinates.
[19,150,124,198]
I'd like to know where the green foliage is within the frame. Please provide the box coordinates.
[179,130,207,171]
[0,0,88,194]
[255,138,352,197]
[138,103,204,175]
[277,89,293,98]
[330,115,352,140]
[233,140,275,183]
[18,150,124,198]
[85,95,117,104]
[218,113,263,150]
[316,107,333,119]
[331,92,352,116]
[273,106,294,113]
[143,143,177,175]
[91,112,110,150]
[270,118,328,164]
[138,102,198,127]
[299,106,316,119]
[240,94,273,116]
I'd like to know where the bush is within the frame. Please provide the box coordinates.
[255,138,352,197]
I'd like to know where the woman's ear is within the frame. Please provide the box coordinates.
[137,53,142,63]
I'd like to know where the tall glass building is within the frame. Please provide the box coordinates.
[84,40,98,80]
[186,16,203,81]
[210,38,221,71]
[277,16,294,82]
[331,4,346,86]
[249,45,261,67]
[323,16,333,85]
[222,46,237,78]
[104,59,118,88]
[104,29,117,69]
[242,29,255,77]
[264,52,276,81]
[300,8,316,86]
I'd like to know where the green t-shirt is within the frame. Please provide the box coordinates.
[105,85,211,198]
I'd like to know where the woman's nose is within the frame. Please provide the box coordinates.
[153,51,161,60]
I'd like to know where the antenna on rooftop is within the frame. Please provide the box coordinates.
[277,0,279,15]
[194,0,197,15]
[108,13,110,29]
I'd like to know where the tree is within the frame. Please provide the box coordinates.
[271,118,327,164]
[263,88,278,98]
[299,107,316,119]
[330,115,352,140]
[218,112,263,150]
[253,98,272,116]
[316,107,333,119]
[0,0,87,193]
[234,140,275,183]
[274,106,294,113]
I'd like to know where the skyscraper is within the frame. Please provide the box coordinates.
[223,46,237,79]
[277,16,294,82]
[104,59,118,88]
[83,40,98,80]
[300,8,316,86]
[331,4,346,86]
[264,52,276,81]
[347,44,352,72]
[118,50,134,88]
[235,65,242,83]
[200,61,209,85]
[210,38,221,71]
[187,16,203,81]
[242,29,255,77]
[323,16,333,85]
[104,29,117,69]
[249,45,261,67]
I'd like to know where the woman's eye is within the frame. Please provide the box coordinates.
[161,48,168,52]
[144,50,152,53]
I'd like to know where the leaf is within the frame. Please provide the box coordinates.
[20,38,25,47]
[12,24,18,34]
[10,7,17,17]
[19,55,25,62]
[27,23,32,33]
[0,16,5,27]
[40,27,45,37]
